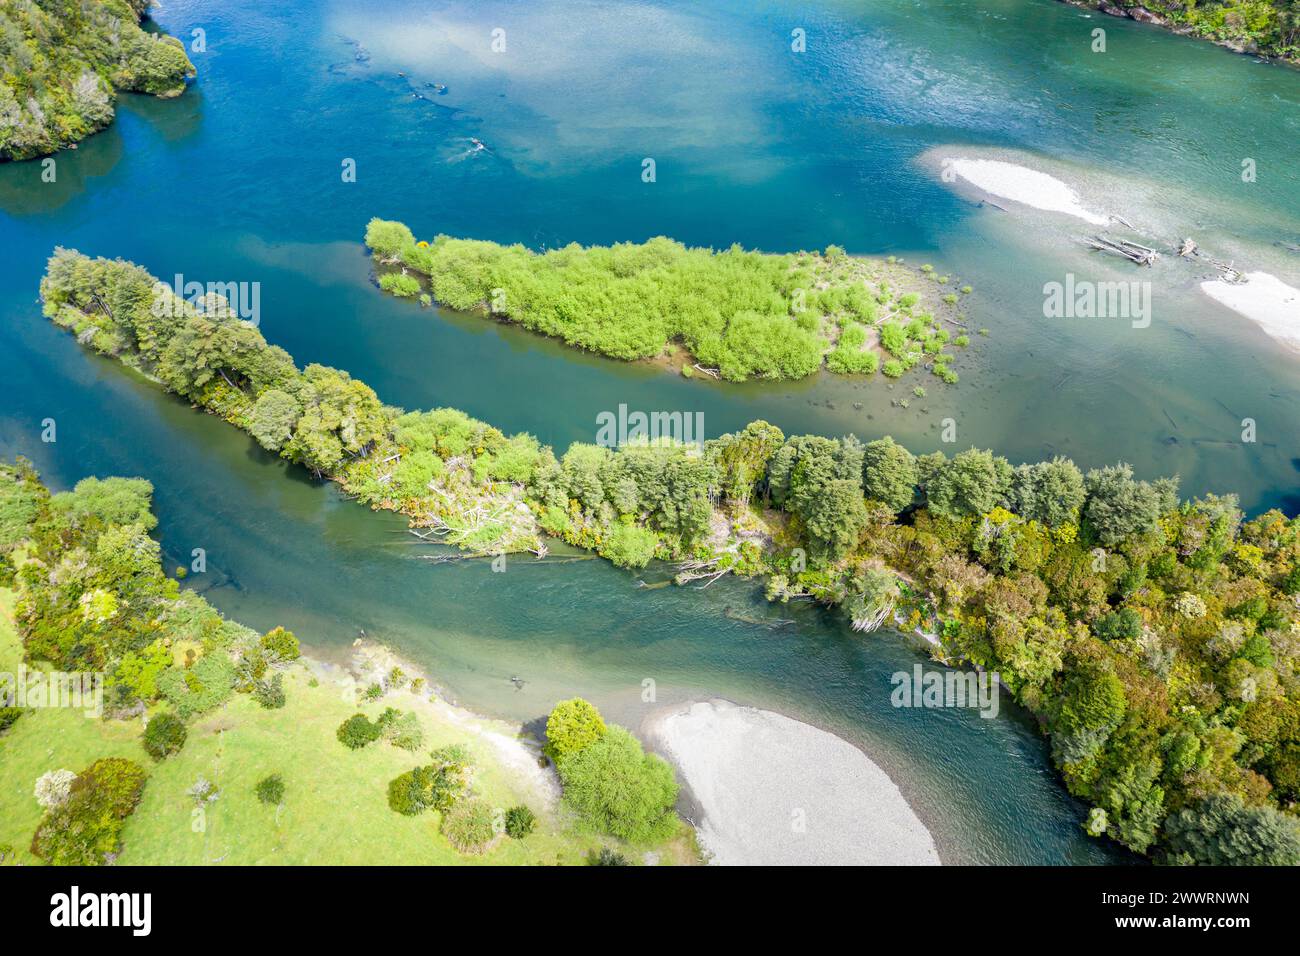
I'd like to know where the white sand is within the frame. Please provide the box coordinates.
[649,700,940,866]
[1200,272,1300,352]
[944,157,1109,225]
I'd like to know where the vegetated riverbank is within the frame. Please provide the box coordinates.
[646,699,941,865]
[363,219,975,385]
[1061,0,1300,65]
[0,0,195,162]
[0,463,697,865]
[39,249,1300,864]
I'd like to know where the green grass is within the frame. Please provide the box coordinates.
[0,590,692,865]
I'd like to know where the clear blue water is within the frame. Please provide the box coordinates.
[3,0,1298,863]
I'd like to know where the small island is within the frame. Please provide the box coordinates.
[0,0,195,162]
[364,218,974,384]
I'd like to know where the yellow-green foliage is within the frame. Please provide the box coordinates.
[365,220,953,383]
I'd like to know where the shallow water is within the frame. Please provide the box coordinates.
[3,0,1298,863]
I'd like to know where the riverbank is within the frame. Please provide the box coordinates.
[1060,0,1300,67]
[646,699,940,865]
[0,587,696,865]
[0,1,196,162]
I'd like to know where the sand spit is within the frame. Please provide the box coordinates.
[1200,272,1300,352]
[648,699,940,866]
[944,157,1110,225]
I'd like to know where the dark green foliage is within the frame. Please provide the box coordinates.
[1011,457,1085,528]
[387,745,471,815]
[923,448,1012,519]
[1084,464,1178,547]
[861,437,918,513]
[142,711,187,761]
[588,847,631,865]
[255,774,285,806]
[254,674,286,709]
[0,707,22,733]
[1092,608,1142,642]
[1162,794,1300,866]
[504,805,537,839]
[30,757,147,865]
[336,713,384,749]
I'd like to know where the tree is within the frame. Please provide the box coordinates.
[248,389,301,452]
[255,774,285,806]
[1083,464,1177,547]
[142,711,187,761]
[1057,663,1127,735]
[803,479,869,562]
[365,218,416,260]
[924,448,1011,519]
[545,698,607,764]
[706,420,784,504]
[557,726,679,842]
[1162,793,1300,865]
[337,713,383,749]
[861,437,918,513]
[51,476,157,533]
[1011,457,1085,528]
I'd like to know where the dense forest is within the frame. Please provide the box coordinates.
[1075,0,1300,61]
[364,218,973,383]
[0,0,194,161]
[40,248,1300,863]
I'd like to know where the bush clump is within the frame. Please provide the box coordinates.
[142,711,187,761]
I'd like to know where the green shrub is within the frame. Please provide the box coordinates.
[588,846,631,866]
[30,758,147,865]
[142,711,187,761]
[504,804,537,839]
[384,710,424,751]
[599,522,660,569]
[157,652,235,719]
[254,674,286,709]
[0,707,22,734]
[260,626,300,661]
[255,774,285,806]
[545,698,608,764]
[558,726,678,842]
[441,799,497,854]
[337,713,384,749]
[379,272,422,297]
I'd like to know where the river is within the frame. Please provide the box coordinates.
[2,0,1298,863]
